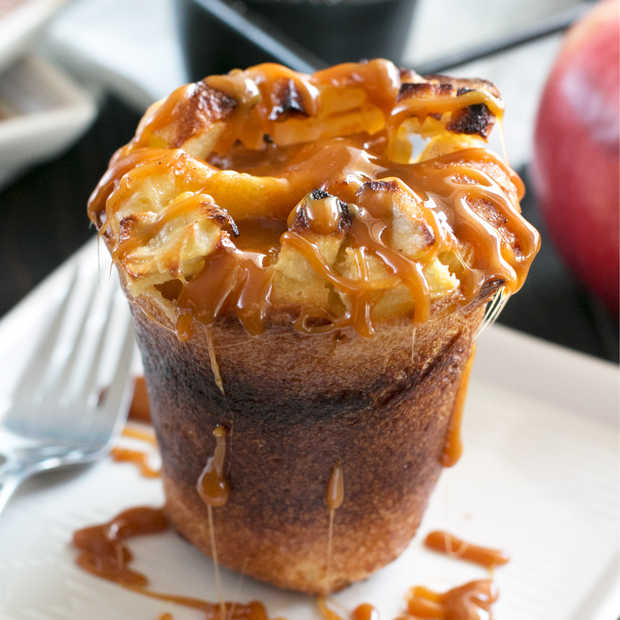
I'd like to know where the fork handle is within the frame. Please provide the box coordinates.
[0,467,26,516]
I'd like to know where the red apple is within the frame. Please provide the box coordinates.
[532,0,619,315]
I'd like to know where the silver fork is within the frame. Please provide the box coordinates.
[0,265,135,515]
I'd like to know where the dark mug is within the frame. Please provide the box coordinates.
[174,0,417,79]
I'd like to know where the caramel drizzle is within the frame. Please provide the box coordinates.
[325,463,344,581]
[318,600,380,620]
[72,506,272,619]
[441,345,476,467]
[122,424,157,445]
[405,579,498,619]
[88,59,539,339]
[424,530,510,569]
[72,508,498,620]
[110,446,160,478]
[197,426,230,620]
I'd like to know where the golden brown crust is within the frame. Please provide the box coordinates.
[129,287,488,594]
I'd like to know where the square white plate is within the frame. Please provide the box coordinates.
[0,239,618,620]
[0,0,66,74]
[0,54,96,190]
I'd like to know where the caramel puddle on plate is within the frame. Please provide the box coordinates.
[424,530,510,570]
[197,425,231,620]
[72,506,272,620]
[110,445,160,478]
[404,579,498,619]
[318,599,379,620]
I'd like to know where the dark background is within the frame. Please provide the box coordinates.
[0,96,617,363]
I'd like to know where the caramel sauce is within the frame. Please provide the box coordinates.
[197,426,230,620]
[73,506,168,587]
[406,579,498,619]
[110,446,160,478]
[325,463,344,580]
[441,345,476,467]
[72,506,272,620]
[352,603,380,620]
[197,426,230,507]
[317,598,345,620]
[318,600,379,620]
[326,462,344,511]
[122,424,157,445]
[424,530,509,569]
[158,613,173,620]
[71,506,500,620]
[88,59,539,339]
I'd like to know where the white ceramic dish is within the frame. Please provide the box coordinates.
[0,0,66,74]
[0,54,96,190]
[0,239,618,620]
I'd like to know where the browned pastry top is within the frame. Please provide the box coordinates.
[87,59,539,338]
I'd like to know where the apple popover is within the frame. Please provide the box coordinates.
[88,59,539,594]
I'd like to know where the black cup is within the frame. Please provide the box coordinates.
[175,0,417,79]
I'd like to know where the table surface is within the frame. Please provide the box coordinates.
[0,96,617,363]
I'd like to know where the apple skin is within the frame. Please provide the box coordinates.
[532,0,619,315]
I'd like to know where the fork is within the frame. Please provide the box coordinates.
[0,265,135,516]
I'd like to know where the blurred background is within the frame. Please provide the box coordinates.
[0,0,617,362]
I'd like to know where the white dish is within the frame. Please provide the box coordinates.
[0,239,618,620]
[0,0,66,74]
[0,54,96,190]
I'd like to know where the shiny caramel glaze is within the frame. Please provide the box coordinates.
[424,530,509,569]
[326,463,344,511]
[325,463,344,580]
[406,579,498,619]
[441,345,476,467]
[73,506,168,586]
[197,425,230,507]
[197,425,230,619]
[110,446,160,478]
[352,603,380,620]
[122,423,157,445]
[318,600,379,620]
[72,507,273,619]
[88,59,539,339]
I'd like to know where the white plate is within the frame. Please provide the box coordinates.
[0,239,618,620]
[0,54,96,190]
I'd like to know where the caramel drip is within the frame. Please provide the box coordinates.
[326,463,344,511]
[406,579,498,619]
[325,463,344,581]
[317,598,345,620]
[88,59,539,339]
[197,426,230,507]
[317,600,379,620]
[424,531,510,569]
[158,614,173,620]
[352,603,380,620]
[441,345,476,467]
[177,238,275,338]
[110,446,160,478]
[122,424,157,445]
[207,327,225,394]
[197,426,230,620]
[72,507,271,620]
